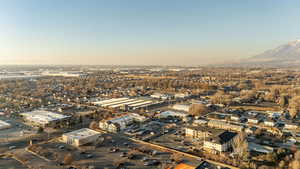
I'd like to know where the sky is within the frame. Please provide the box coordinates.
[1,0,300,66]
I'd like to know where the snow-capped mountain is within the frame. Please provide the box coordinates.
[239,40,300,67]
[252,40,300,60]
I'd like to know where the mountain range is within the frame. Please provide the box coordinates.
[233,40,300,67]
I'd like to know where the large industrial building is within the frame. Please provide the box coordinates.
[0,120,11,130]
[62,128,102,147]
[20,110,71,127]
[92,97,163,110]
[157,111,188,119]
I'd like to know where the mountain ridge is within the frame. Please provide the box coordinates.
[231,40,300,67]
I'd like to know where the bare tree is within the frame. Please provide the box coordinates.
[188,104,208,116]
[171,154,183,163]
[290,150,300,169]
[289,96,300,119]
[89,121,98,130]
[232,132,249,161]
[63,153,74,165]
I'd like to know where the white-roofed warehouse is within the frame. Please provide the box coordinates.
[20,110,71,128]
[62,128,102,147]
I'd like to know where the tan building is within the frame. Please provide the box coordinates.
[185,126,224,139]
[208,120,243,132]
[62,128,102,147]
[99,113,146,132]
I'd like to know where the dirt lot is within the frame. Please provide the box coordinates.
[230,102,281,111]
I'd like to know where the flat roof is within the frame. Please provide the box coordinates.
[93,98,129,105]
[0,120,11,128]
[21,110,70,124]
[63,128,101,140]
[101,98,134,107]
[159,111,188,118]
[107,99,138,108]
[185,125,224,135]
[128,100,153,107]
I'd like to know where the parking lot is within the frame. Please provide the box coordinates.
[0,116,35,143]
[26,132,202,169]
[0,156,27,169]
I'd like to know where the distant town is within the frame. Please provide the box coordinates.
[0,65,299,169]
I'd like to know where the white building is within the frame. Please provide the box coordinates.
[264,119,276,127]
[157,111,188,119]
[99,113,146,132]
[0,120,11,130]
[193,119,208,126]
[247,117,259,124]
[62,128,102,147]
[172,104,190,112]
[20,110,71,127]
[42,72,85,77]
[150,93,173,100]
[92,97,160,110]
[203,131,238,152]
[284,122,299,130]
[174,93,190,99]
[150,93,164,99]
[230,115,240,121]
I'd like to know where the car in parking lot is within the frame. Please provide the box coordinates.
[109,147,119,153]
[86,154,94,158]
[120,152,127,157]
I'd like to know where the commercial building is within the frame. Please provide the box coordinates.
[174,93,191,99]
[20,110,71,127]
[62,128,102,147]
[172,104,190,112]
[0,120,11,130]
[203,131,238,152]
[230,114,240,121]
[157,111,188,119]
[150,93,173,100]
[185,125,224,139]
[99,113,146,132]
[208,120,244,132]
[284,121,299,130]
[92,97,162,110]
[247,116,259,124]
[263,118,276,127]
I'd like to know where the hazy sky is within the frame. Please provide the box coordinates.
[1,0,300,65]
